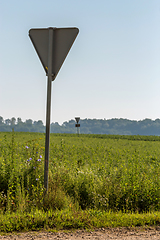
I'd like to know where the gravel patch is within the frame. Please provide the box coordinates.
[0,227,160,240]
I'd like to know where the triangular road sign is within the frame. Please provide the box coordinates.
[29,27,79,80]
[75,117,80,123]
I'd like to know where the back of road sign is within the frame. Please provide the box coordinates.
[29,27,79,80]
[75,117,80,123]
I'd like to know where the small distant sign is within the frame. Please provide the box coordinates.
[75,117,80,123]
[75,117,80,135]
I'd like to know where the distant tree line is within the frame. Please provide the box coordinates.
[1,116,160,135]
[0,117,45,133]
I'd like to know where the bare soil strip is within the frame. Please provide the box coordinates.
[0,227,160,240]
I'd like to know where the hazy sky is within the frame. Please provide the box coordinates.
[0,0,160,124]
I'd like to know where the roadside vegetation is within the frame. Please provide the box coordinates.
[0,131,160,232]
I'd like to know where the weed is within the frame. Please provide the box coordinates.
[0,132,159,232]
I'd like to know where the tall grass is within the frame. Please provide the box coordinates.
[0,131,159,215]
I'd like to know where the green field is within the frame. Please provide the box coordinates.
[0,131,160,232]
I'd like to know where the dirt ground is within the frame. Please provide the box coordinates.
[0,227,160,240]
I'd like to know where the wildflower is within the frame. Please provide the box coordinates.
[26,146,29,149]
[33,166,36,169]
[37,159,41,162]
[36,178,39,181]
[39,155,42,158]
[36,152,38,154]
[27,158,32,162]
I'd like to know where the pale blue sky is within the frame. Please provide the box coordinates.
[0,0,160,124]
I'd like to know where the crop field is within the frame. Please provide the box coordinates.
[0,131,160,216]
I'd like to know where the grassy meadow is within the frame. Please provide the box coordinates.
[0,131,160,232]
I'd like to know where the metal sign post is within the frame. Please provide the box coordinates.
[44,28,53,192]
[75,117,80,136]
[29,27,79,194]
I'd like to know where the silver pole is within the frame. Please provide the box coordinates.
[44,28,53,193]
